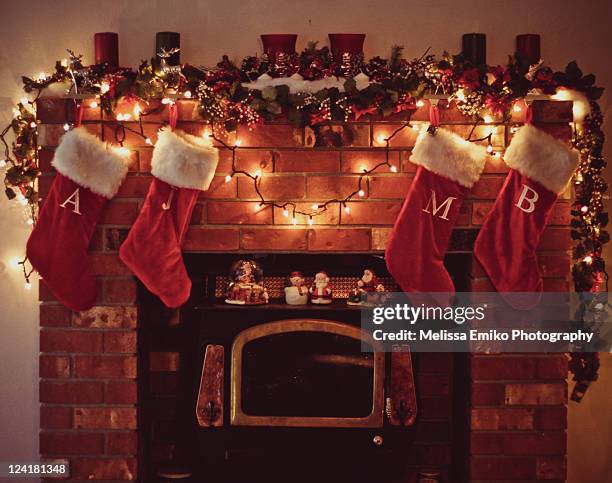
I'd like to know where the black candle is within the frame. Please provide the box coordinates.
[94,32,119,69]
[516,34,541,65]
[462,33,486,66]
[156,32,181,66]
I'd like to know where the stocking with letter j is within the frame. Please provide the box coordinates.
[26,127,129,311]
[474,124,578,309]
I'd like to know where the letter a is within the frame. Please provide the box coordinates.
[59,188,82,215]
[515,184,538,213]
[422,190,456,221]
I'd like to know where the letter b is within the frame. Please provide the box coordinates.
[515,184,538,214]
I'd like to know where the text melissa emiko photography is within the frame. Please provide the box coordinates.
[359,293,611,353]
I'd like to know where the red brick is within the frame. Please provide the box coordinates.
[74,408,137,430]
[73,306,137,329]
[400,150,417,172]
[40,407,72,429]
[207,201,273,224]
[216,149,274,173]
[341,150,400,173]
[535,406,567,430]
[72,457,136,480]
[419,352,453,373]
[307,228,371,251]
[36,98,73,124]
[467,176,505,199]
[40,355,70,378]
[418,374,451,396]
[40,305,71,327]
[372,123,419,148]
[102,279,137,304]
[505,383,567,405]
[40,432,105,456]
[471,408,534,430]
[341,201,400,225]
[105,381,138,404]
[104,332,137,353]
[40,330,102,353]
[543,279,570,291]
[40,381,104,403]
[539,228,571,250]
[100,201,140,225]
[273,203,339,225]
[39,148,55,172]
[183,228,239,251]
[150,352,180,371]
[539,255,571,278]
[371,227,391,251]
[305,123,369,147]
[472,356,536,380]
[74,356,137,378]
[115,175,152,197]
[241,228,307,250]
[306,175,364,198]
[238,124,303,147]
[90,254,131,276]
[537,356,568,379]
[418,397,452,419]
[237,174,305,200]
[537,456,566,480]
[138,148,153,172]
[470,456,536,480]
[471,383,506,406]
[503,432,566,456]
[470,432,504,454]
[276,150,340,173]
[107,432,138,455]
[368,175,412,199]
[199,175,237,199]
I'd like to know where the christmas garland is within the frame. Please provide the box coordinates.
[0,43,606,398]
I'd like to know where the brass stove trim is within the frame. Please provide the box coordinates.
[230,319,385,428]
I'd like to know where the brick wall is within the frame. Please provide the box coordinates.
[36,98,572,481]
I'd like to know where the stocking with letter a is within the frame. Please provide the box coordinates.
[386,127,487,293]
[26,127,129,311]
[474,124,578,309]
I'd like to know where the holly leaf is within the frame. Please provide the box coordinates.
[565,61,583,82]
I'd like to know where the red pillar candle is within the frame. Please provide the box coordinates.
[516,34,541,65]
[328,33,366,57]
[462,33,486,66]
[94,32,119,69]
[260,34,298,59]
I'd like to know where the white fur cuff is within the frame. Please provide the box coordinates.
[52,127,129,199]
[504,124,578,194]
[151,127,219,190]
[410,127,487,188]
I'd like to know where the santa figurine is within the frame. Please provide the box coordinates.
[348,268,386,306]
[284,271,308,305]
[309,271,333,304]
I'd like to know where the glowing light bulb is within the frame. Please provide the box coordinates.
[29,122,37,128]
[390,165,398,173]
[116,113,124,121]
[0,159,7,168]
[234,139,242,147]
[18,195,28,206]
[202,129,212,138]
[291,217,297,225]
[24,282,32,290]
[583,255,593,265]
[133,104,142,118]
[358,189,365,197]
[37,72,48,81]
[26,218,34,225]
[145,138,153,145]
[225,175,232,183]
[254,203,262,212]
[63,123,71,131]
[486,144,494,154]
[254,169,262,178]
[89,101,98,108]
[456,89,466,101]
[416,99,425,108]
[311,203,319,210]
[580,205,589,214]
[112,146,130,157]
[100,82,110,94]
[513,103,522,113]
[20,97,29,105]
[376,134,387,145]
[184,90,192,98]
[344,205,350,214]
[283,209,289,218]
[12,108,20,117]
[10,257,21,270]
[161,97,171,105]
[575,173,583,183]
[308,217,314,226]
[411,123,419,131]
[483,115,493,124]
[60,58,69,67]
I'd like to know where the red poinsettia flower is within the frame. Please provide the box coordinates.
[457,68,481,90]
[488,65,511,85]
[531,67,557,94]
[484,92,512,117]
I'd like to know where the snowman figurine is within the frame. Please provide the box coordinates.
[284,271,308,305]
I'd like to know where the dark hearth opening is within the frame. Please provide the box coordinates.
[137,254,472,483]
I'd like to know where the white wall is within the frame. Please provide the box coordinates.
[0,0,610,480]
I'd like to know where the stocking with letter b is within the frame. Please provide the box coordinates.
[474,124,578,309]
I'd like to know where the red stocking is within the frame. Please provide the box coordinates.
[386,127,487,293]
[27,128,129,311]
[474,124,578,309]
[119,128,219,308]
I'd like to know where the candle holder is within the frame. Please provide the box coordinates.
[260,34,298,77]
[328,33,366,77]
[516,34,541,66]
[94,32,119,70]
[462,33,486,66]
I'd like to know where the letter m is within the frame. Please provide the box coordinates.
[422,190,456,221]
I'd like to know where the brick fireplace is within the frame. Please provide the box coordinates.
[36,98,570,482]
